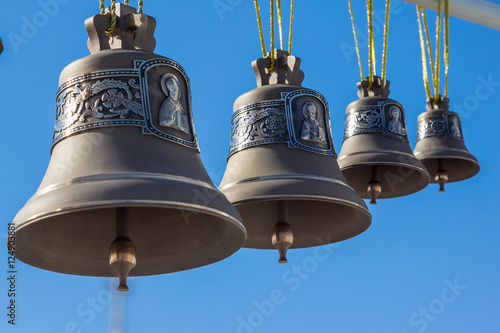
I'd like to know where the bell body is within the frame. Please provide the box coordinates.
[219,50,371,250]
[338,77,430,200]
[12,4,246,277]
[413,96,479,188]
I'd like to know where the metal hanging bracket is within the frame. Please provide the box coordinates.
[426,95,450,111]
[357,76,391,98]
[252,49,305,87]
[85,3,156,54]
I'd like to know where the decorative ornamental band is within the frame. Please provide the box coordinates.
[52,58,199,150]
[343,99,409,142]
[416,111,464,141]
[229,89,336,157]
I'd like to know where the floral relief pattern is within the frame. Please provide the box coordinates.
[344,109,382,138]
[230,107,289,153]
[55,79,143,133]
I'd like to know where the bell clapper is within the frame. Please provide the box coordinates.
[109,208,137,292]
[367,165,382,205]
[435,159,448,193]
[272,202,294,264]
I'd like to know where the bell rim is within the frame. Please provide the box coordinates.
[13,200,247,277]
[30,172,217,200]
[417,155,480,183]
[413,149,479,161]
[234,195,372,249]
[14,199,246,235]
[339,162,431,199]
[337,149,419,161]
[219,173,356,192]
[339,160,430,176]
[231,194,371,217]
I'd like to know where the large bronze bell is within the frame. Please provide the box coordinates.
[413,96,479,192]
[219,50,371,263]
[12,4,246,291]
[338,77,430,204]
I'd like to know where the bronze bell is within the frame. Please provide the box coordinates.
[12,4,246,291]
[219,50,372,263]
[413,96,479,192]
[338,77,430,204]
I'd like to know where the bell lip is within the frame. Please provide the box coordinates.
[219,173,356,193]
[338,161,431,199]
[337,149,419,161]
[339,160,429,174]
[14,199,246,237]
[238,194,372,249]
[12,200,247,277]
[234,195,372,249]
[416,155,480,183]
[231,194,371,217]
[30,172,216,200]
[413,150,479,161]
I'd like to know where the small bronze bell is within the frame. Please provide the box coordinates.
[413,96,479,192]
[219,50,371,263]
[338,77,430,204]
[12,4,246,291]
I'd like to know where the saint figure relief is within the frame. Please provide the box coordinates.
[159,73,189,134]
[387,106,406,136]
[449,116,462,138]
[301,102,326,144]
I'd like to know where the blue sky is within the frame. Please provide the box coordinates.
[1,1,499,332]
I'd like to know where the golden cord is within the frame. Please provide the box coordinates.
[444,0,449,97]
[100,0,105,14]
[124,0,129,5]
[288,0,294,54]
[269,0,275,69]
[277,0,283,50]
[367,0,375,88]
[348,0,364,81]
[417,7,432,99]
[381,0,391,80]
[254,0,267,57]
[434,0,442,103]
[105,0,117,34]
[422,10,436,86]
[138,0,143,14]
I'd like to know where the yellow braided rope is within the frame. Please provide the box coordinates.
[276,0,283,50]
[254,0,267,58]
[434,0,442,103]
[444,0,449,97]
[100,0,105,14]
[124,0,129,5]
[105,0,117,34]
[417,7,432,99]
[138,0,143,14]
[269,0,275,69]
[367,0,375,88]
[288,0,294,54]
[348,0,364,81]
[422,10,435,85]
[381,0,391,80]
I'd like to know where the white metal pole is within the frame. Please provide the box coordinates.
[402,0,500,30]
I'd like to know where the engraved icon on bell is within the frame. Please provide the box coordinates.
[338,76,430,204]
[11,4,246,292]
[219,49,371,263]
[413,96,479,192]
